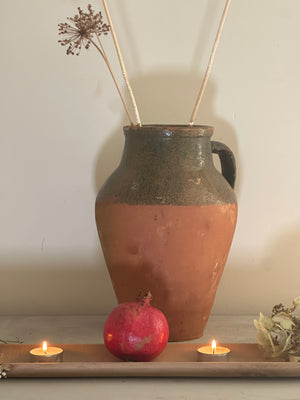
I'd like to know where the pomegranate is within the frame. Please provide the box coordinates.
[103,292,169,361]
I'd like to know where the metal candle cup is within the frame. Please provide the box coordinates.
[29,341,63,362]
[197,340,230,362]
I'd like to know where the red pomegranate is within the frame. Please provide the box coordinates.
[103,292,169,361]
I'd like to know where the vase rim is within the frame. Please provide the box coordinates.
[123,124,214,137]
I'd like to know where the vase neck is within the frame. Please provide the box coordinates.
[120,125,215,170]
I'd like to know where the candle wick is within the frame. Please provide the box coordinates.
[213,348,215,355]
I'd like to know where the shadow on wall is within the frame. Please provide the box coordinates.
[1,218,299,315]
[0,252,116,315]
[212,221,300,316]
[94,71,241,195]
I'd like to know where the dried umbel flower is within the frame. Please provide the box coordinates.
[58,4,110,55]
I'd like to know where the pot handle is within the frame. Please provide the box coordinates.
[211,141,236,189]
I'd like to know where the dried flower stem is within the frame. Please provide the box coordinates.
[189,0,232,126]
[90,37,134,125]
[102,0,142,126]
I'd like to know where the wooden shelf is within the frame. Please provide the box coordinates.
[1,343,299,378]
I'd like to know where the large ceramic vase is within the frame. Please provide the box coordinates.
[95,125,237,341]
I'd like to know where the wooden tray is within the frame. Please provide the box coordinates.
[1,343,299,378]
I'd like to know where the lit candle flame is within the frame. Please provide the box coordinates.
[212,340,217,354]
[42,341,48,354]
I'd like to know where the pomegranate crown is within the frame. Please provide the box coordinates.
[136,291,152,304]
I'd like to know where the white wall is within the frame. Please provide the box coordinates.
[1,0,299,316]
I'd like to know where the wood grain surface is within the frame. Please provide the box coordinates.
[1,343,299,378]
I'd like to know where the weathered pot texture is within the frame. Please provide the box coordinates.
[95,125,237,341]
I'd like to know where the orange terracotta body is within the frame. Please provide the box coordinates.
[96,202,237,341]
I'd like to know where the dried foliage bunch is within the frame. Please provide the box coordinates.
[254,297,300,359]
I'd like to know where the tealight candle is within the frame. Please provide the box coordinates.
[197,340,230,362]
[29,341,63,362]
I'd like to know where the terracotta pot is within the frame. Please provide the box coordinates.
[95,125,237,341]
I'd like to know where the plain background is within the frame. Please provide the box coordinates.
[0,0,299,316]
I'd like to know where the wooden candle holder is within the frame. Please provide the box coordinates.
[0,343,299,378]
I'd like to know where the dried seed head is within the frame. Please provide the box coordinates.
[58,4,110,55]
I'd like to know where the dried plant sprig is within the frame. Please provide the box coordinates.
[254,297,300,359]
[102,0,141,127]
[189,0,232,126]
[58,4,135,126]
[0,337,23,345]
